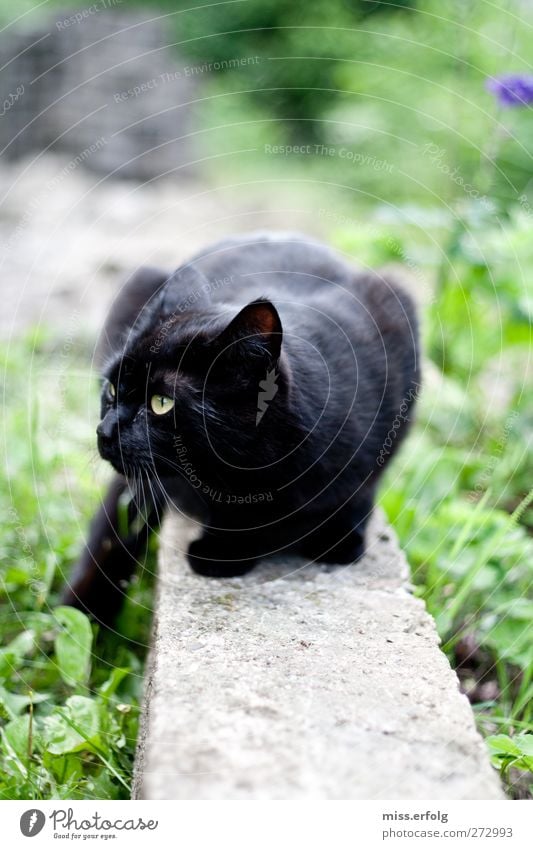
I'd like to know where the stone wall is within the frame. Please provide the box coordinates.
[0,6,198,179]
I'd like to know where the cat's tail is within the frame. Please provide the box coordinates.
[61,473,165,625]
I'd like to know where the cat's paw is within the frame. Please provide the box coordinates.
[300,528,366,565]
[188,538,257,578]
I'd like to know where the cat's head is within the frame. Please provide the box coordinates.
[96,296,286,481]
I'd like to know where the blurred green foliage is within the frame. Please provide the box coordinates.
[158,0,414,140]
[134,0,533,206]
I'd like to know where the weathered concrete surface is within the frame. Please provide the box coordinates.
[133,510,503,800]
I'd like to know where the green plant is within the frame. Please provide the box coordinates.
[0,335,153,799]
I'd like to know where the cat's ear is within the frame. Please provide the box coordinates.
[161,264,210,315]
[216,299,282,362]
[97,266,169,366]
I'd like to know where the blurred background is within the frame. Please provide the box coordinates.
[0,0,532,800]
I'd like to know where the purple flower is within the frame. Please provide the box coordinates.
[486,74,533,107]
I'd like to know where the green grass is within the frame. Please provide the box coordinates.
[0,333,155,799]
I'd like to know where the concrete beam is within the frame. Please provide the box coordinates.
[133,510,503,800]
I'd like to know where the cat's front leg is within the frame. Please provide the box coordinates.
[61,474,164,624]
[299,496,373,565]
[188,531,258,578]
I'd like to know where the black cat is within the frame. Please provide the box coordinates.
[62,232,420,622]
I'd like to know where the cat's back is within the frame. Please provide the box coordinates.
[189,231,417,345]
[189,231,355,300]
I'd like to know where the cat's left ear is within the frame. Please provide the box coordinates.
[216,299,282,362]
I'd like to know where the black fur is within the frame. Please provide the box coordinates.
[62,232,420,623]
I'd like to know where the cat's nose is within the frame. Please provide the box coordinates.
[96,411,117,444]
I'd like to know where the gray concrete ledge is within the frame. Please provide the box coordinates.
[132,510,503,800]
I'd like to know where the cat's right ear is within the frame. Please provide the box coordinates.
[97,266,169,366]
[160,264,210,315]
[97,264,210,366]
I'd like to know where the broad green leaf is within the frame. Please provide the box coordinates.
[53,607,93,688]
[515,735,533,758]
[0,631,35,677]
[98,667,129,700]
[43,696,100,755]
[486,735,521,757]
[43,751,83,785]
[0,715,31,776]
[0,685,50,720]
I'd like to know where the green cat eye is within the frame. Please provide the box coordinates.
[108,382,116,398]
[150,394,175,415]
